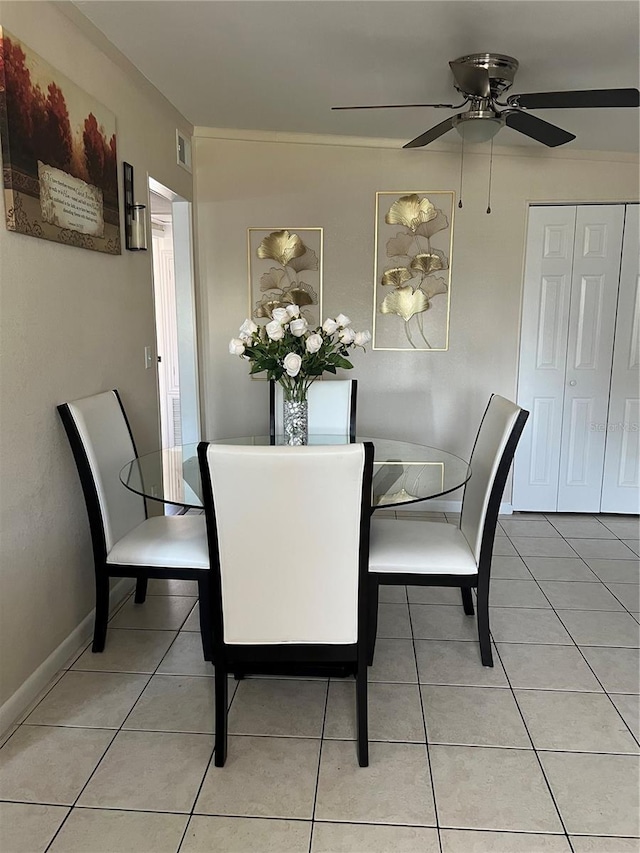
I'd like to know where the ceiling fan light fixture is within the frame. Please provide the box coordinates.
[453,111,505,143]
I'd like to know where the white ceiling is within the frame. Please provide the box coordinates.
[74,0,640,152]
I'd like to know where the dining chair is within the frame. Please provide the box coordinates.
[368,394,529,667]
[58,390,212,658]
[197,441,374,767]
[269,378,358,440]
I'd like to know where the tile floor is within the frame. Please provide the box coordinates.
[1,512,639,853]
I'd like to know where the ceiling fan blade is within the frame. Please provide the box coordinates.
[504,110,575,147]
[403,116,457,148]
[510,88,640,110]
[332,102,459,110]
[449,61,491,98]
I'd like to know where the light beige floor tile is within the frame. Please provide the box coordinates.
[557,609,640,647]
[509,513,549,521]
[524,556,599,582]
[182,602,200,631]
[396,511,446,520]
[422,685,530,748]
[415,640,509,687]
[182,815,310,853]
[493,538,518,556]
[123,674,218,733]
[156,632,213,676]
[540,752,640,836]
[441,829,571,852]
[610,692,640,738]
[599,519,640,538]
[430,744,562,832]
[500,520,561,538]
[72,629,177,673]
[580,647,640,693]
[195,736,320,819]
[312,821,439,852]
[324,681,425,742]
[548,520,616,539]
[511,538,576,558]
[78,730,213,813]
[489,579,551,608]
[378,584,407,603]
[147,578,199,596]
[0,802,68,853]
[14,672,67,725]
[585,558,640,584]
[623,539,640,556]
[490,556,533,580]
[410,604,478,640]
[369,638,418,683]
[48,808,188,853]
[567,539,638,560]
[539,581,624,611]
[570,836,640,852]
[377,602,412,638]
[315,740,435,826]
[407,585,464,605]
[0,725,114,805]
[489,607,572,645]
[228,679,326,738]
[515,690,639,753]
[0,725,18,749]
[25,671,148,728]
[607,583,640,612]
[109,595,197,630]
[496,643,602,692]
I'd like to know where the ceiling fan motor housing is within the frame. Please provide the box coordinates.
[452,53,519,99]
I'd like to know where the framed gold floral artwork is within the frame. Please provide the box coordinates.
[373,192,454,350]
[247,227,323,328]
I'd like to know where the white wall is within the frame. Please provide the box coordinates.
[194,131,638,465]
[0,1,193,712]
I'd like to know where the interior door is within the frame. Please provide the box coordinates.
[601,205,640,513]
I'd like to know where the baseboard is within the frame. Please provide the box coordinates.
[0,578,135,735]
[393,500,514,515]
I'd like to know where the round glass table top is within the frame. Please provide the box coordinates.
[120,436,471,510]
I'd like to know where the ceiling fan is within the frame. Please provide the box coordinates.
[332,53,640,148]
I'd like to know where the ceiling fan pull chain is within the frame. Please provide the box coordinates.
[458,136,464,209]
[486,137,494,214]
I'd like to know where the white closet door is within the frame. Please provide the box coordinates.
[513,206,576,510]
[556,206,625,511]
[601,205,640,514]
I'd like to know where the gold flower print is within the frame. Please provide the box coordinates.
[253,230,319,321]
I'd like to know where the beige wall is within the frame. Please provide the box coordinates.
[195,132,637,461]
[0,1,193,708]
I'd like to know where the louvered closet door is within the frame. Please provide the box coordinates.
[512,206,576,510]
[601,205,640,513]
[557,206,624,512]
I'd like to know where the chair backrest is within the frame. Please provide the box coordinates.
[460,395,529,565]
[270,379,357,440]
[58,390,146,556]
[198,442,374,646]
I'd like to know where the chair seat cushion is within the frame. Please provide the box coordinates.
[369,519,477,576]
[107,515,209,570]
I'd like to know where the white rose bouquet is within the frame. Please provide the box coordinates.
[229,307,371,402]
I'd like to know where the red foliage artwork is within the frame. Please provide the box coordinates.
[0,27,121,253]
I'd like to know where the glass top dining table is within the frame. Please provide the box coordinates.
[120,436,471,511]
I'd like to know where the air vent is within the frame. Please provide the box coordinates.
[176,130,192,173]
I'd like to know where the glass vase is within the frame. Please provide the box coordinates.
[283,397,308,445]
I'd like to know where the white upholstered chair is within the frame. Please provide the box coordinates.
[269,379,358,440]
[197,441,374,767]
[58,390,211,657]
[368,395,529,667]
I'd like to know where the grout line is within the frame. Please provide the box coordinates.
[307,673,330,853]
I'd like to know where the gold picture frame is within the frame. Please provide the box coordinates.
[247,227,323,329]
[373,192,454,351]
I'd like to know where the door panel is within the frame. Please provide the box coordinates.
[601,205,640,513]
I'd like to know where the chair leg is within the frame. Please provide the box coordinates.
[476,577,493,667]
[92,574,110,653]
[214,667,228,767]
[461,587,474,616]
[134,576,148,604]
[356,660,369,767]
[197,576,214,662]
[367,577,379,666]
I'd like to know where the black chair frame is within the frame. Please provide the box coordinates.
[269,379,358,443]
[368,398,529,668]
[198,440,374,767]
[58,390,212,659]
